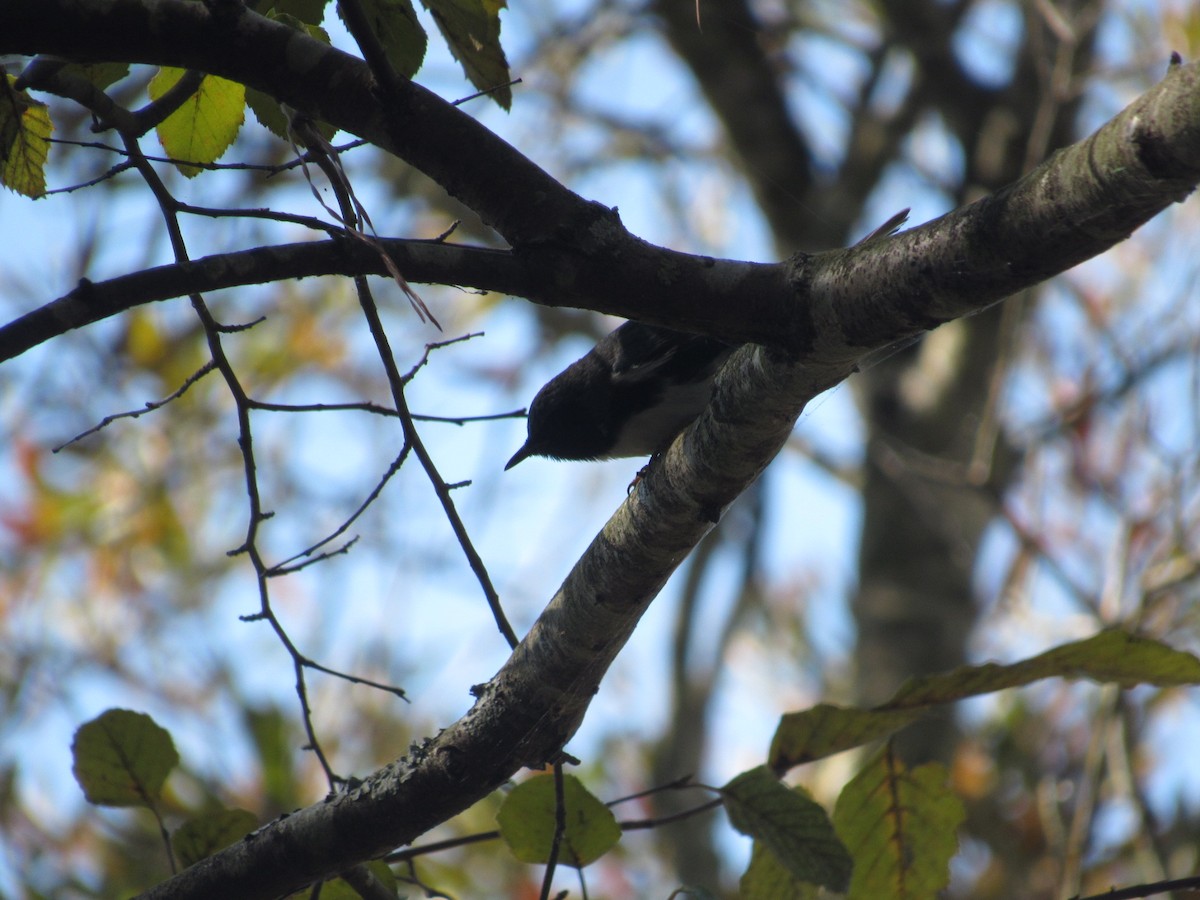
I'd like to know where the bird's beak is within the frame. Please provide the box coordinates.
[504,442,534,470]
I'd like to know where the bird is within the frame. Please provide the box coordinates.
[505,321,736,469]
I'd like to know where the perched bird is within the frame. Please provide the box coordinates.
[505,321,736,469]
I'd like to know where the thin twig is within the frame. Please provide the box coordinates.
[616,797,724,832]
[451,77,523,107]
[53,361,217,451]
[266,448,409,573]
[266,536,359,576]
[249,398,526,425]
[44,159,137,195]
[402,332,485,383]
[112,100,346,787]
[605,775,696,808]
[1072,875,1200,900]
[47,134,370,173]
[540,761,568,900]
[292,114,441,327]
[301,119,518,648]
[383,790,723,865]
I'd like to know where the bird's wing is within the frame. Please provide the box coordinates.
[607,322,725,383]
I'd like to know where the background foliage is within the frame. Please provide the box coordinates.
[2,0,1200,897]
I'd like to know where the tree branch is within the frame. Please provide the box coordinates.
[5,53,1199,364]
[3,1,1197,353]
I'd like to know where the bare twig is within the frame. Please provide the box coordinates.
[451,77,523,107]
[382,784,721,865]
[72,80,351,788]
[300,121,518,649]
[46,134,370,173]
[53,361,217,451]
[287,111,440,327]
[266,449,409,574]
[539,761,568,900]
[1073,875,1200,900]
[401,332,484,384]
[249,398,526,426]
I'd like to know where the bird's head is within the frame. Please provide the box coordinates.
[505,364,611,469]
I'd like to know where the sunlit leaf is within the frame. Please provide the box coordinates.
[770,630,1200,771]
[833,746,965,900]
[0,75,52,198]
[149,68,246,177]
[770,705,922,771]
[898,628,1200,701]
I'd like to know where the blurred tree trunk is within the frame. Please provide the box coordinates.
[648,0,1102,889]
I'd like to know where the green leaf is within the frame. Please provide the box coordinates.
[71,709,179,808]
[422,0,511,108]
[740,841,822,899]
[769,629,1200,772]
[340,0,427,79]
[0,75,52,198]
[833,746,965,900]
[496,773,621,868]
[264,0,330,25]
[243,706,299,810]
[723,766,852,893]
[172,808,258,868]
[770,705,922,771]
[61,62,131,91]
[309,863,400,899]
[667,886,723,900]
[245,87,291,139]
[149,68,246,177]
[247,14,338,142]
[892,628,1200,704]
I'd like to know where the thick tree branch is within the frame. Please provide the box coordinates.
[5,56,1200,364]
[0,238,774,362]
[4,1,1197,355]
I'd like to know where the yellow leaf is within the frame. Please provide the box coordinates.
[0,75,53,198]
[149,68,246,177]
[833,747,965,900]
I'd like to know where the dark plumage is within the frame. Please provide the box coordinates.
[505,321,735,469]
